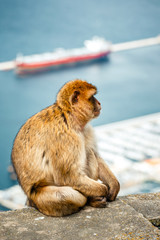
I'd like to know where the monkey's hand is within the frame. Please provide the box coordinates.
[88,196,107,208]
[106,179,120,202]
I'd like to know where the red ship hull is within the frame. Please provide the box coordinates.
[16,50,110,75]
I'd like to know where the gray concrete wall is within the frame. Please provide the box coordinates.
[0,193,160,240]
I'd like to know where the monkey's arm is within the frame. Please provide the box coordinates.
[83,125,119,201]
[72,175,108,198]
[97,157,120,201]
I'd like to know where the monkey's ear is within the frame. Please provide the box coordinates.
[71,91,80,104]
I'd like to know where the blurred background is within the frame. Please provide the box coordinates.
[0,0,160,210]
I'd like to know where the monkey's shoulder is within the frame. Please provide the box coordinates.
[18,104,63,130]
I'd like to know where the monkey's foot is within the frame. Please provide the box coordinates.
[88,196,107,208]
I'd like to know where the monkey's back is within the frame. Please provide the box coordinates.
[11,103,80,195]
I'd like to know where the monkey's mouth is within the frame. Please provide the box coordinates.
[94,110,100,117]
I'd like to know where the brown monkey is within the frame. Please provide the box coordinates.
[12,79,120,217]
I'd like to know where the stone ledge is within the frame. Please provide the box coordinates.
[0,193,160,240]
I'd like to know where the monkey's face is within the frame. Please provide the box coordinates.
[57,79,101,124]
[71,89,101,121]
[88,95,101,118]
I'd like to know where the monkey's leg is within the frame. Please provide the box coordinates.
[29,186,87,217]
[73,176,108,198]
[97,158,120,201]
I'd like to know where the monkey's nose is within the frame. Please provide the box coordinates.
[98,103,101,111]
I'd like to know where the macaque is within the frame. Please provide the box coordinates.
[12,79,120,217]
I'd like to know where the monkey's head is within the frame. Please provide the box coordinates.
[57,79,101,126]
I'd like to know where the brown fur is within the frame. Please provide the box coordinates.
[12,79,120,217]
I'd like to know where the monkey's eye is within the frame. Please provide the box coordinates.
[89,95,96,103]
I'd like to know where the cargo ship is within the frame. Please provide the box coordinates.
[15,37,111,75]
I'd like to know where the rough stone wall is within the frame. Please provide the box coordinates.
[0,193,160,240]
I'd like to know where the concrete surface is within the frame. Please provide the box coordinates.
[0,193,160,240]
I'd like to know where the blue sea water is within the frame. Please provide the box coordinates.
[0,0,160,205]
